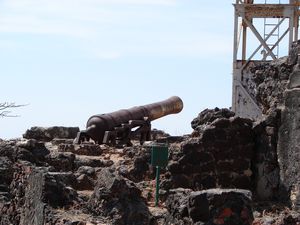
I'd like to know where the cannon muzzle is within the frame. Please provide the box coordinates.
[144,96,183,121]
[74,96,183,145]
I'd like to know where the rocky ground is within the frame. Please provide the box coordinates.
[0,107,299,225]
[4,43,300,224]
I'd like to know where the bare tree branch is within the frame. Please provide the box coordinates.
[0,102,28,118]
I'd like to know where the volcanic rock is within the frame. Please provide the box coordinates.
[191,107,235,130]
[45,152,76,172]
[122,145,153,182]
[16,139,50,160]
[246,57,291,114]
[165,110,255,191]
[23,126,79,142]
[165,188,253,225]
[74,157,113,169]
[58,143,103,156]
[88,168,150,225]
[252,109,281,200]
[0,157,14,188]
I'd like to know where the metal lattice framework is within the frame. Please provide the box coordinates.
[232,0,300,119]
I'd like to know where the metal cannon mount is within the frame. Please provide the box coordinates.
[74,96,183,146]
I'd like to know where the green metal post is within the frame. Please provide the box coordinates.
[155,166,161,207]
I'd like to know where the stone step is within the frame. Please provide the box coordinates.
[58,143,103,156]
[74,155,113,169]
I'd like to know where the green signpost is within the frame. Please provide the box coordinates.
[151,144,169,207]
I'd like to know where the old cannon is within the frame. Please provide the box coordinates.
[74,96,183,146]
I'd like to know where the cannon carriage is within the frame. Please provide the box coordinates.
[74,96,183,146]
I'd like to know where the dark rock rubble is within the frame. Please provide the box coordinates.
[2,49,300,225]
[0,98,296,225]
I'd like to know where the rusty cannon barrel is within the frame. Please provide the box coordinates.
[74,96,183,145]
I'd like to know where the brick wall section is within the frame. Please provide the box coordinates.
[166,116,255,191]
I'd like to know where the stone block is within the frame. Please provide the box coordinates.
[20,168,79,225]
[58,143,103,156]
[46,152,75,172]
[23,126,80,142]
[88,168,149,225]
[188,189,253,224]
[166,188,253,225]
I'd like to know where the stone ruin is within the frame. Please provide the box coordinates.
[2,43,300,225]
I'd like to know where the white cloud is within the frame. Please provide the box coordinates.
[87,50,122,60]
[2,0,177,17]
[0,0,176,38]
[125,33,233,58]
[79,31,232,61]
[0,0,232,60]
[4,0,177,8]
[0,40,18,50]
[0,14,96,39]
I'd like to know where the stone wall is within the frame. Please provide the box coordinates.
[239,42,300,202]
[161,107,284,201]
[0,130,169,225]
[247,57,291,114]
[23,126,79,142]
[252,109,281,200]
[278,66,300,207]
[163,109,255,192]
[165,188,253,225]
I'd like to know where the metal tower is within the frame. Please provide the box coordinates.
[232,0,300,119]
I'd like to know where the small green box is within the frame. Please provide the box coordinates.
[151,144,169,167]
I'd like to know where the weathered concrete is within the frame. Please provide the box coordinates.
[278,87,300,207]
[252,109,281,200]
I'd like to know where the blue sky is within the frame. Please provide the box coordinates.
[0,0,234,139]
